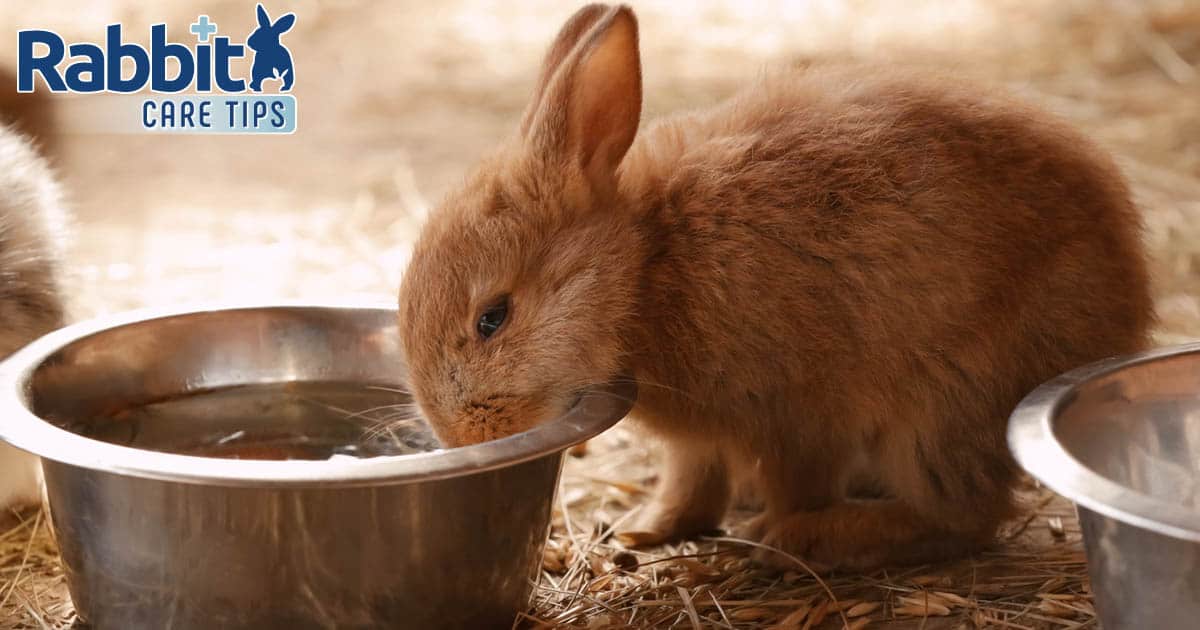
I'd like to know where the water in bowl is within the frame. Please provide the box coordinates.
[56,381,440,460]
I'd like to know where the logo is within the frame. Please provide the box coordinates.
[247,5,295,92]
[16,3,298,133]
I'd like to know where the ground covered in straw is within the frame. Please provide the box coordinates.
[531,436,1092,629]
[1,0,1199,627]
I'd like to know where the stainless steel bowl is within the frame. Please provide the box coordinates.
[0,303,635,630]
[1009,343,1200,630]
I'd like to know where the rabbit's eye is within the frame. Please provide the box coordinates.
[477,297,509,339]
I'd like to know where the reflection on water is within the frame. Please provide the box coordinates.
[53,381,440,460]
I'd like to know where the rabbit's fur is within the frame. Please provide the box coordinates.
[398,4,1153,569]
[0,66,56,157]
[0,124,67,510]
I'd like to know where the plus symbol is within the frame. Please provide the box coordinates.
[190,15,217,43]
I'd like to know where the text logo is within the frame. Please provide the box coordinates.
[17,3,298,133]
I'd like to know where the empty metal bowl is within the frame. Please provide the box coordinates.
[0,303,635,630]
[1009,342,1200,630]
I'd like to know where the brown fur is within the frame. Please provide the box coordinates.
[397,4,1154,570]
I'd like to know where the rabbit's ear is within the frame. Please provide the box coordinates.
[256,4,270,28]
[273,13,296,34]
[526,5,641,192]
[518,4,609,137]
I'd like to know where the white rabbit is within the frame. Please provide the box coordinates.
[0,123,68,510]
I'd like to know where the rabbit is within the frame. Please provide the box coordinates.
[0,66,56,157]
[247,3,296,92]
[0,120,68,511]
[396,4,1154,570]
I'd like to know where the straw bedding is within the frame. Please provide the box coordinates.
[1,0,1198,627]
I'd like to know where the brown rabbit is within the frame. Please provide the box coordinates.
[397,4,1153,569]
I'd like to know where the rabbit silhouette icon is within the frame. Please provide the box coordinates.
[247,4,295,92]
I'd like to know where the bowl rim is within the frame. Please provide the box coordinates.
[0,300,636,488]
[1008,341,1200,543]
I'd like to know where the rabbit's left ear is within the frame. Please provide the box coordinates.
[273,13,296,33]
[519,4,609,137]
[526,5,641,192]
[256,4,270,28]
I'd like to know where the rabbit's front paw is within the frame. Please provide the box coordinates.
[620,496,724,547]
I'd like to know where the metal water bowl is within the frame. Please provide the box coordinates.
[1009,343,1200,630]
[0,303,634,630]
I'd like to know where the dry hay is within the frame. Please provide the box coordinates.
[0,510,73,629]
[1,0,1199,627]
[528,431,1094,629]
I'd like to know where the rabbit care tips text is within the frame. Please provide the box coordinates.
[16,4,297,134]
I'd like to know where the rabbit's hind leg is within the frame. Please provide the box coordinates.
[750,498,988,571]
[749,421,1018,570]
